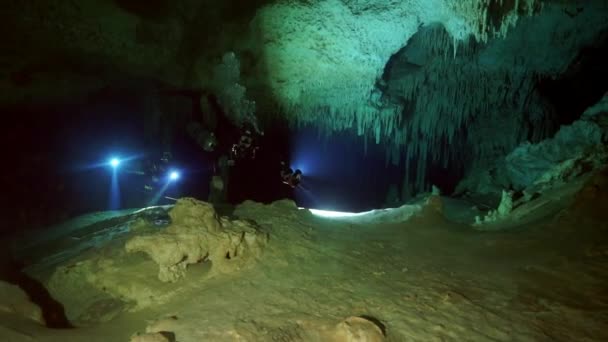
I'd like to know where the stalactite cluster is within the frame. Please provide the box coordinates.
[447,0,540,42]
[256,0,608,199]
[285,15,552,196]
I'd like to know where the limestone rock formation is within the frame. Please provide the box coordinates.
[474,190,513,226]
[293,316,386,342]
[504,121,605,190]
[130,332,176,342]
[459,93,608,196]
[47,255,144,320]
[330,316,386,342]
[469,94,608,228]
[389,2,608,193]
[145,316,180,335]
[126,198,269,282]
[0,281,44,325]
[582,92,608,121]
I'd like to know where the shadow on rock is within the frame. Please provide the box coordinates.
[0,256,73,329]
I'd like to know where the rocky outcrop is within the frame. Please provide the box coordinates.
[503,122,606,191]
[458,93,608,196]
[389,1,608,193]
[45,199,268,320]
[0,281,44,324]
[1,1,258,105]
[285,316,387,342]
[126,198,269,282]
[330,316,386,342]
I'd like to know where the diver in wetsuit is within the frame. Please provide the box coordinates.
[280,161,302,188]
[227,123,261,165]
[139,151,172,192]
[137,91,219,193]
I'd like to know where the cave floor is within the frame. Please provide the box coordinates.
[3,180,608,341]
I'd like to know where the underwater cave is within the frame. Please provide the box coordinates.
[1,0,608,341]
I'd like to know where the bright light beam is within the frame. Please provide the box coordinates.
[148,181,171,206]
[149,170,181,205]
[108,168,121,210]
[109,158,120,168]
[308,209,366,218]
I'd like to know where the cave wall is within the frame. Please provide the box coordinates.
[382,1,608,195]
[1,0,268,105]
[246,0,607,196]
[3,0,182,104]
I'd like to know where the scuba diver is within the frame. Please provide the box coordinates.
[143,88,307,201]
[142,151,172,192]
[280,161,302,188]
[228,123,262,166]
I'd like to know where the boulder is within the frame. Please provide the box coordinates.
[330,316,386,342]
[126,198,268,282]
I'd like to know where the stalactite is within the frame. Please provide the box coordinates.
[447,0,540,43]
[283,0,547,196]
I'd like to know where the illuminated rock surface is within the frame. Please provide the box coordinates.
[125,198,268,282]
[4,167,608,340]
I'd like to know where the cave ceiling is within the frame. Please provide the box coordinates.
[2,0,607,170]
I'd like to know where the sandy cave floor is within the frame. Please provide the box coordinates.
[2,175,608,341]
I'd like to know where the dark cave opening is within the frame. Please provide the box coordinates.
[288,128,404,212]
[227,124,408,212]
[537,29,608,128]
